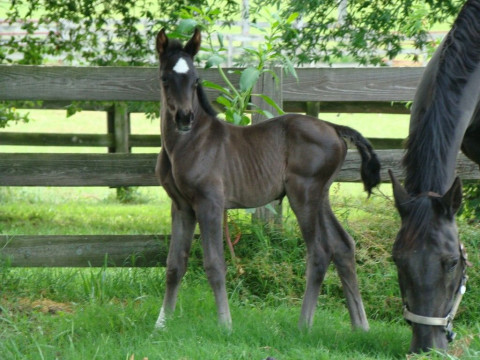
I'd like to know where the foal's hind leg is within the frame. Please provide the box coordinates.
[326,207,369,331]
[286,180,332,330]
[155,204,196,329]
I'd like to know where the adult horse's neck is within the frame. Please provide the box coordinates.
[403,0,480,196]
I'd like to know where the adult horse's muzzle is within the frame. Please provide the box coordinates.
[175,109,194,132]
[402,243,470,350]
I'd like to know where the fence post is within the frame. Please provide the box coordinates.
[107,102,132,199]
[306,101,320,118]
[251,67,283,225]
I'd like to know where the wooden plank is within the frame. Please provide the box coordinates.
[0,234,169,267]
[0,132,113,147]
[0,151,478,188]
[284,101,411,114]
[282,67,424,102]
[0,65,422,102]
[0,65,240,102]
[340,150,480,183]
[0,153,158,186]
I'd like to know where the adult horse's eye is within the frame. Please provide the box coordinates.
[445,258,459,273]
[161,75,168,86]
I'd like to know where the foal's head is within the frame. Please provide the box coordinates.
[156,28,201,132]
[389,171,468,353]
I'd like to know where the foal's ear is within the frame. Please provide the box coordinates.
[184,27,201,57]
[156,28,169,57]
[389,169,411,217]
[440,176,463,216]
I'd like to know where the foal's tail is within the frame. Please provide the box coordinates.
[331,123,381,196]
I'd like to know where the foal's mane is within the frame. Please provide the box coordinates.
[196,82,218,117]
[403,0,480,195]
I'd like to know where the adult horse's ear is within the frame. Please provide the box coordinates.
[184,27,201,57]
[156,28,168,57]
[440,176,463,216]
[389,169,411,217]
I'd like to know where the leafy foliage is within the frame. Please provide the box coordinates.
[459,181,480,222]
[253,0,463,65]
[2,0,239,66]
[0,102,31,128]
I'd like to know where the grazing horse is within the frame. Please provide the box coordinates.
[154,28,380,331]
[389,0,480,353]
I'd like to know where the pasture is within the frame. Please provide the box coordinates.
[0,109,479,359]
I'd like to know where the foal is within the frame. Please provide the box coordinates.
[154,28,380,331]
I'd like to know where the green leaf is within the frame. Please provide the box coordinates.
[176,19,197,35]
[252,94,285,115]
[286,12,300,24]
[241,114,250,125]
[232,112,242,125]
[239,67,260,92]
[280,54,298,80]
[216,96,232,108]
[205,54,224,68]
[217,33,224,49]
[202,80,229,95]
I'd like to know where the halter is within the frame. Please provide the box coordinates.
[402,243,470,342]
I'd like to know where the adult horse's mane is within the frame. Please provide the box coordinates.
[393,196,434,251]
[403,0,480,195]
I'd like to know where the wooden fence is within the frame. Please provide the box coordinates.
[1,65,479,267]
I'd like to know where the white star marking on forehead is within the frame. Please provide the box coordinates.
[173,57,190,74]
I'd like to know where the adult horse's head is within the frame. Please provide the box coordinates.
[156,28,201,132]
[389,170,469,353]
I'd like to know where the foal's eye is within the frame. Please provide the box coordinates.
[161,75,168,85]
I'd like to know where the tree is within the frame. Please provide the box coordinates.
[252,0,463,65]
[1,0,464,67]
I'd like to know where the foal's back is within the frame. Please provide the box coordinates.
[220,114,346,209]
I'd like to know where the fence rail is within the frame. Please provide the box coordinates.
[1,65,479,267]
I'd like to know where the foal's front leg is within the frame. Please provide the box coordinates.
[155,204,196,329]
[195,197,232,329]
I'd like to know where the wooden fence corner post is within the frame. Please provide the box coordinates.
[251,67,283,226]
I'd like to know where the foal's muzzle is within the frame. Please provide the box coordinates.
[175,110,194,132]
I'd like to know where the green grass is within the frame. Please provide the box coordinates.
[1,185,479,359]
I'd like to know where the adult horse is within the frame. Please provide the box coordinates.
[389,0,480,353]
[154,28,380,331]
